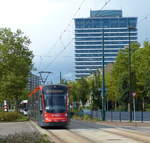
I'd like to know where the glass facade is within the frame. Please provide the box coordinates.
[74,10,137,79]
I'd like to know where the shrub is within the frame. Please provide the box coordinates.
[0,112,28,122]
[0,132,50,143]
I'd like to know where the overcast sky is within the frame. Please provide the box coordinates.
[0,0,150,83]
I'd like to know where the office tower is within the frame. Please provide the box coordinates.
[74,10,137,79]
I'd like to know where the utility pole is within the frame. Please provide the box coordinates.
[60,72,62,84]
[102,27,106,121]
[128,20,132,122]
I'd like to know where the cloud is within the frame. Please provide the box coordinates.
[0,0,68,25]
[63,72,74,80]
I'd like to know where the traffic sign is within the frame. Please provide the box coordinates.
[3,105,8,109]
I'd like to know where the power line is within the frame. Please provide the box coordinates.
[59,0,86,40]
[37,0,86,71]
[37,0,114,72]
[101,0,112,10]
[46,38,74,68]
[50,0,86,47]
[46,0,113,67]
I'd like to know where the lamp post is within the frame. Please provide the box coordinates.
[102,27,106,121]
[128,21,136,122]
[128,24,132,122]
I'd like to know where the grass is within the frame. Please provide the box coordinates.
[0,132,51,143]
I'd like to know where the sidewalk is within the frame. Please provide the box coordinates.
[0,121,38,137]
[96,121,150,127]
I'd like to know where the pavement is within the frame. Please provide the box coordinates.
[0,120,150,141]
[96,121,150,127]
[0,121,38,137]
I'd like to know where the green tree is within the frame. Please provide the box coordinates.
[105,64,119,110]
[0,28,33,110]
[77,77,90,107]
[132,41,150,110]
[110,42,140,110]
[90,71,102,110]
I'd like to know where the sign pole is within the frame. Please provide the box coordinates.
[132,92,136,122]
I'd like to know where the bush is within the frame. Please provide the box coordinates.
[0,132,50,143]
[0,112,28,122]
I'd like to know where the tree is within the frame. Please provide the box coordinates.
[77,77,90,107]
[90,71,102,110]
[105,64,119,110]
[110,42,140,110]
[0,28,33,110]
[132,41,150,110]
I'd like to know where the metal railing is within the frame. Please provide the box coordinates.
[78,110,150,122]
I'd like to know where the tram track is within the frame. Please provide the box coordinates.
[32,120,150,143]
[72,120,150,143]
[47,129,96,143]
[31,121,95,143]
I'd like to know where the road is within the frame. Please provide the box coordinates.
[34,120,150,143]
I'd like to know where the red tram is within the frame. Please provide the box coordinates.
[28,84,69,127]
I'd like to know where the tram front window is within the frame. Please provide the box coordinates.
[45,95,66,113]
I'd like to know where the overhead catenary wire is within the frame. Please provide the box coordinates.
[47,38,74,67]
[101,0,112,10]
[46,0,113,67]
[35,0,115,83]
[36,0,87,73]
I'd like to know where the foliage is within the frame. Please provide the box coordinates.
[0,132,50,143]
[77,78,90,106]
[0,112,28,122]
[90,71,102,110]
[0,28,33,109]
[68,41,150,111]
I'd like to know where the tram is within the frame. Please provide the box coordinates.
[28,84,69,127]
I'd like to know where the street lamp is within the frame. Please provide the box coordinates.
[101,27,106,121]
[128,21,136,122]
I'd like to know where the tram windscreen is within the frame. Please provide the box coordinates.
[43,86,67,113]
[45,95,66,113]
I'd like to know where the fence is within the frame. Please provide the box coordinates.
[81,111,150,122]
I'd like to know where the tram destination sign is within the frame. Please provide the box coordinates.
[45,89,64,94]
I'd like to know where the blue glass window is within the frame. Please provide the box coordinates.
[75,58,116,61]
[76,66,101,69]
[75,50,119,53]
[75,46,123,49]
[75,54,117,57]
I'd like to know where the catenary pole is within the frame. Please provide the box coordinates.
[102,27,106,121]
[128,20,132,121]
